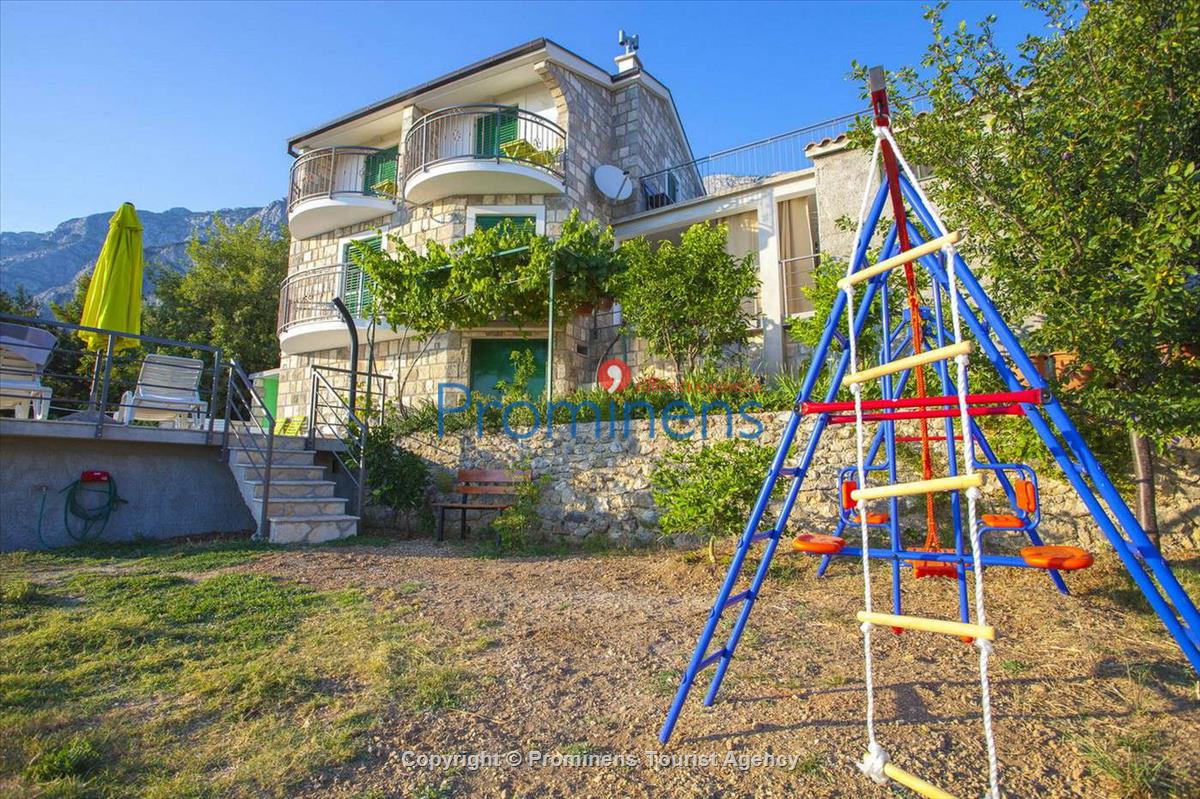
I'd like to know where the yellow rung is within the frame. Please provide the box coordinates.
[837,230,964,290]
[842,342,972,386]
[857,610,996,641]
[850,472,984,502]
[883,763,958,799]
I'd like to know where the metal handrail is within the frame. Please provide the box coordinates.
[307,367,368,517]
[221,361,276,539]
[630,98,932,215]
[288,145,397,212]
[781,254,821,319]
[402,104,567,190]
[0,312,222,440]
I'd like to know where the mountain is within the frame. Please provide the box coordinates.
[0,200,286,308]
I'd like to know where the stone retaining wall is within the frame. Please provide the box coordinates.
[385,413,1200,553]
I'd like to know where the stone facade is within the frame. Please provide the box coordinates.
[277,52,696,419]
[390,415,1200,554]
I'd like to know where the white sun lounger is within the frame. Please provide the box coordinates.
[0,322,57,420]
[116,353,206,427]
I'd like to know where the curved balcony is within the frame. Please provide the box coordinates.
[278,264,386,354]
[287,146,398,239]
[402,105,566,204]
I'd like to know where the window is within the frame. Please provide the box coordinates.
[474,107,519,157]
[342,235,382,318]
[473,215,536,233]
[467,205,546,235]
[363,147,398,195]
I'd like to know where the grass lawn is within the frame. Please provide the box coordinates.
[0,539,467,799]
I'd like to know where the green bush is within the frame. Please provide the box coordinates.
[491,475,549,551]
[651,440,781,554]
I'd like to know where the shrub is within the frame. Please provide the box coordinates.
[651,439,781,558]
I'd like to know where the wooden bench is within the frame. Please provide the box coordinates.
[434,468,532,544]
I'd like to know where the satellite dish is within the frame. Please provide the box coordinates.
[593,164,633,202]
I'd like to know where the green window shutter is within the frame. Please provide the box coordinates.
[666,172,679,203]
[342,236,382,317]
[363,147,398,194]
[474,107,518,156]
[473,215,535,233]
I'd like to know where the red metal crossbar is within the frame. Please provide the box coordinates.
[801,388,1041,415]
[826,405,1025,425]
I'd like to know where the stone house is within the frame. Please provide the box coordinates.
[273,37,872,419]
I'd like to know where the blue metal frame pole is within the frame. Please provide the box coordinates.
[900,177,1200,667]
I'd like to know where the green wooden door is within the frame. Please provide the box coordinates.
[342,236,382,317]
[470,339,547,399]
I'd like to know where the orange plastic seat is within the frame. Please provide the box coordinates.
[792,533,846,555]
[913,555,959,579]
[982,513,1024,529]
[1021,545,1093,570]
[851,511,890,525]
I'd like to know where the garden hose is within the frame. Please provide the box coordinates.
[59,476,125,544]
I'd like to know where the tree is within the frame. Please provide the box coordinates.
[850,0,1200,544]
[615,222,759,382]
[358,210,624,406]
[0,286,38,317]
[146,217,288,375]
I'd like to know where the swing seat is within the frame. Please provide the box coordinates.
[912,550,958,579]
[851,511,890,525]
[793,533,846,555]
[1020,545,1093,570]
[981,513,1025,528]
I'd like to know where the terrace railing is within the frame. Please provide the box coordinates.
[781,254,821,319]
[630,99,931,216]
[0,312,223,440]
[288,146,398,212]
[402,104,566,185]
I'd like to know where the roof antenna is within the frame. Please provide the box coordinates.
[618,29,639,54]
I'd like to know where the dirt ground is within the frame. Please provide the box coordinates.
[232,540,1200,799]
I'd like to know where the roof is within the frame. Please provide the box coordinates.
[286,37,695,165]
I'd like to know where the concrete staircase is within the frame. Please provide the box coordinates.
[224,433,358,544]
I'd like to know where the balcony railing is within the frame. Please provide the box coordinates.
[278,264,375,335]
[288,146,398,212]
[402,104,566,189]
[631,98,932,216]
[781,254,820,318]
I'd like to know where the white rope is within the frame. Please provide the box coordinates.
[881,125,1002,799]
[844,135,886,766]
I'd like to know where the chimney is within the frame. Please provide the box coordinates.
[615,29,641,74]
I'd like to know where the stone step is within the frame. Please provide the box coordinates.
[230,462,326,482]
[258,496,347,518]
[230,447,316,466]
[268,514,358,544]
[244,479,336,499]
[226,433,310,451]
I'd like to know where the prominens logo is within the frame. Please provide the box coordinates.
[597,358,631,393]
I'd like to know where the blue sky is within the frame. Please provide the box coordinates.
[0,1,1047,233]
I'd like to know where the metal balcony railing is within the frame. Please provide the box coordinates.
[402,104,566,187]
[781,254,820,318]
[288,146,399,212]
[632,98,932,216]
[278,264,375,334]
